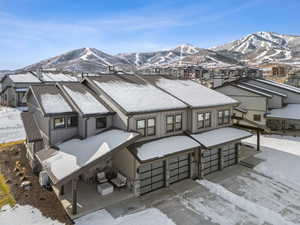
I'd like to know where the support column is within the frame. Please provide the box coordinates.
[193,148,199,179]
[219,148,224,170]
[256,129,260,152]
[235,143,240,164]
[199,149,204,179]
[72,178,78,215]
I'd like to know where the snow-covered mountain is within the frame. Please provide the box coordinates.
[23,48,134,73]
[212,32,300,65]
[117,44,201,67]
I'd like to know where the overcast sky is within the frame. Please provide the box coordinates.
[0,0,300,69]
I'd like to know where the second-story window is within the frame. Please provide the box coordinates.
[147,118,156,136]
[67,116,78,127]
[54,117,65,129]
[205,112,212,127]
[166,115,174,133]
[175,114,182,131]
[197,113,204,129]
[218,110,230,125]
[96,117,107,129]
[137,119,146,137]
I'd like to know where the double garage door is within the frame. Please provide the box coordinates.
[202,144,238,176]
[223,144,237,168]
[139,153,190,195]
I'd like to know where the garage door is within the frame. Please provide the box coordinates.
[169,154,190,184]
[202,148,220,176]
[223,144,237,168]
[139,161,165,195]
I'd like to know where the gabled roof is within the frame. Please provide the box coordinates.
[254,79,300,94]
[35,72,79,82]
[85,75,188,114]
[36,129,140,185]
[8,72,41,83]
[21,112,42,142]
[233,84,272,98]
[59,83,113,116]
[141,75,238,108]
[267,104,300,120]
[240,82,287,97]
[29,84,76,116]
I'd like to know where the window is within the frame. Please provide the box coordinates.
[218,110,230,125]
[253,114,261,122]
[175,114,182,131]
[166,115,174,132]
[54,117,65,129]
[197,113,204,129]
[137,119,146,137]
[205,112,211,127]
[96,117,107,129]
[67,116,78,127]
[147,118,156,136]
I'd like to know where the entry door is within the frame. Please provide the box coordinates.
[202,148,220,176]
[139,161,165,195]
[223,144,237,168]
[168,154,190,184]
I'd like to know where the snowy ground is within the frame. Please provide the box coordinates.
[0,204,64,225]
[2,134,300,225]
[0,107,25,144]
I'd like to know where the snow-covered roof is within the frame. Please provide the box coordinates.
[144,76,238,108]
[31,85,75,115]
[89,75,187,113]
[61,83,111,115]
[133,135,200,161]
[240,82,287,97]
[39,72,78,82]
[255,79,300,94]
[191,127,252,148]
[36,129,139,184]
[267,104,300,120]
[9,73,41,83]
[234,84,272,97]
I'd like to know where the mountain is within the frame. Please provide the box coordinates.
[23,48,134,73]
[117,44,201,67]
[212,31,300,66]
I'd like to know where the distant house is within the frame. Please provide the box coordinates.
[215,78,300,132]
[0,71,79,107]
[21,74,252,218]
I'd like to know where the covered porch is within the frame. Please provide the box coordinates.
[36,129,140,218]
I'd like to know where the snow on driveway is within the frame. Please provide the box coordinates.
[0,204,64,225]
[243,134,300,186]
[0,107,25,144]
[75,208,176,225]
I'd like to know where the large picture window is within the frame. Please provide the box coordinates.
[54,117,65,129]
[218,110,230,125]
[67,116,78,127]
[96,117,107,129]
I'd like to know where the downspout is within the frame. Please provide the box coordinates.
[85,117,90,139]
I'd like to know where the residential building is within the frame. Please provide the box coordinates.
[215,78,300,132]
[21,74,252,218]
[0,71,79,107]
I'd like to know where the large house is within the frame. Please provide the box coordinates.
[215,78,300,132]
[21,74,252,218]
[0,71,79,107]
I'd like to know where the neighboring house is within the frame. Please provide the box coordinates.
[215,78,300,132]
[0,71,79,107]
[21,74,252,218]
[0,72,42,107]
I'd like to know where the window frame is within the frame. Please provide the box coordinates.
[253,114,261,122]
[67,116,78,127]
[96,117,107,129]
[197,112,204,129]
[175,114,182,131]
[224,110,230,124]
[146,118,156,136]
[54,117,65,129]
[166,115,175,133]
[204,112,212,128]
[136,119,146,137]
